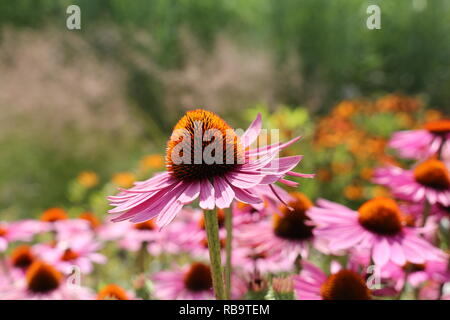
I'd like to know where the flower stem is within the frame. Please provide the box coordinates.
[204,209,226,300]
[136,242,148,274]
[225,208,232,299]
[421,201,431,227]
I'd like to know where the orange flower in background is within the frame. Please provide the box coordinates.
[375,94,421,113]
[396,112,415,128]
[97,284,130,300]
[40,207,68,222]
[79,212,100,229]
[11,245,35,270]
[316,169,332,182]
[344,184,363,200]
[331,162,353,175]
[140,154,165,171]
[331,100,360,119]
[424,109,444,123]
[371,186,391,198]
[360,167,373,181]
[112,172,135,188]
[77,171,99,188]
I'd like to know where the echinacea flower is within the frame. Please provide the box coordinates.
[232,201,269,225]
[308,197,446,267]
[99,219,178,255]
[97,284,136,300]
[166,208,228,259]
[78,212,101,230]
[0,220,44,251]
[237,192,325,271]
[380,260,450,293]
[108,110,310,228]
[151,262,245,300]
[388,119,450,161]
[0,261,94,300]
[294,261,371,300]
[9,245,36,271]
[373,159,450,206]
[36,236,106,274]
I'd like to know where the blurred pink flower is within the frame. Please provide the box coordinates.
[373,159,450,207]
[388,119,450,161]
[52,219,94,242]
[97,284,137,300]
[0,261,94,300]
[151,262,246,300]
[308,197,446,267]
[237,193,327,271]
[0,220,45,251]
[380,260,450,293]
[99,219,179,255]
[35,236,106,275]
[293,261,371,300]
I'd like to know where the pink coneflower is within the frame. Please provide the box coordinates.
[97,284,136,300]
[232,246,294,275]
[40,208,69,222]
[0,261,94,300]
[389,119,450,161]
[39,208,95,241]
[166,209,228,259]
[398,201,441,242]
[294,261,371,300]
[0,220,44,251]
[373,158,450,206]
[152,262,246,300]
[108,110,310,227]
[237,192,324,271]
[308,197,446,267]
[78,212,101,230]
[99,219,179,255]
[9,245,36,271]
[36,237,106,274]
[232,201,269,225]
[380,260,450,292]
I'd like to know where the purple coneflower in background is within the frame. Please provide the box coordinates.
[388,119,450,161]
[308,197,446,267]
[151,262,246,300]
[373,158,450,206]
[293,261,371,300]
[237,192,326,270]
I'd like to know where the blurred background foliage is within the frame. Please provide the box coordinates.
[0,0,449,218]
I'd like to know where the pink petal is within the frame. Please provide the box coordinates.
[178,181,200,204]
[372,237,391,266]
[230,185,263,204]
[199,179,215,210]
[214,177,235,209]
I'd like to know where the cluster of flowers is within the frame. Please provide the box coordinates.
[313,94,444,202]
[0,109,449,300]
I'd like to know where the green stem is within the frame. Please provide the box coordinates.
[422,201,431,227]
[396,271,408,300]
[204,209,226,300]
[136,242,148,274]
[225,208,232,299]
